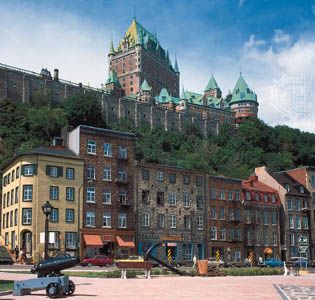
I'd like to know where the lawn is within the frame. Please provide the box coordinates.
[0,280,14,292]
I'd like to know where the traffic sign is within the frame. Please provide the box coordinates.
[298,235,309,247]
[298,246,308,253]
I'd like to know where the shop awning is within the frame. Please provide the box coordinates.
[116,235,135,248]
[264,247,273,255]
[83,235,103,248]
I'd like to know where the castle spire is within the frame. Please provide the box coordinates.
[108,37,115,55]
[180,85,187,100]
[174,55,179,73]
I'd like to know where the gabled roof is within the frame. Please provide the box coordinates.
[185,91,203,105]
[204,75,220,92]
[155,88,179,104]
[229,74,257,104]
[140,79,152,92]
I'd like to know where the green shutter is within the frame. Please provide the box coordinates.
[21,165,25,176]
[58,167,63,177]
[33,165,38,175]
[46,165,51,175]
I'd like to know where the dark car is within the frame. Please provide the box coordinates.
[230,259,251,268]
[0,246,14,265]
[264,258,284,268]
[81,255,113,267]
[290,257,308,268]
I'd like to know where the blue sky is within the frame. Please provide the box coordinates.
[1,0,315,131]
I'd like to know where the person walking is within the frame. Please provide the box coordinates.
[14,245,19,262]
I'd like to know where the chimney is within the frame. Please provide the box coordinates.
[54,69,59,81]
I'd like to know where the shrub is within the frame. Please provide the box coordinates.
[223,267,283,276]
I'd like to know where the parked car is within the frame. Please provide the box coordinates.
[264,258,284,268]
[0,246,14,265]
[289,257,308,268]
[115,255,144,263]
[208,258,225,268]
[80,255,113,267]
[229,259,251,268]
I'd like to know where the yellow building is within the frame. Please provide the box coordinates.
[1,145,84,263]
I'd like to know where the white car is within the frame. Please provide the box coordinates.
[208,258,225,268]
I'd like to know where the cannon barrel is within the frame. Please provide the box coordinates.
[31,255,79,277]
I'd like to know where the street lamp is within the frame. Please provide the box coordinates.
[42,201,53,259]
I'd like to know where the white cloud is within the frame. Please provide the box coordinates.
[273,29,291,46]
[241,34,315,132]
[243,35,266,51]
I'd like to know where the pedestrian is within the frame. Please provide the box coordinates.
[14,245,19,261]
[193,254,197,268]
[258,256,263,265]
[19,248,24,264]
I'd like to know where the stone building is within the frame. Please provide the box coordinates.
[0,145,84,263]
[286,166,315,259]
[255,166,311,260]
[135,163,208,263]
[242,175,281,261]
[208,176,244,261]
[62,125,137,259]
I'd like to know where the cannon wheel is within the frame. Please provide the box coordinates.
[46,282,61,298]
[64,280,75,296]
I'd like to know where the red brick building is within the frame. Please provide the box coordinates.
[242,175,281,262]
[63,125,136,259]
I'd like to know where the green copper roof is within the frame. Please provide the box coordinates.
[109,38,115,55]
[185,91,203,105]
[106,70,120,86]
[155,88,179,104]
[229,74,257,104]
[204,75,220,92]
[180,86,187,100]
[174,57,179,73]
[140,79,152,92]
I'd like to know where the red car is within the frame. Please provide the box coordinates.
[80,255,113,267]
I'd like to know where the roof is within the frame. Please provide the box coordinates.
[155,88,179,104]
[109,38,115,55]
[106,70,121,86]
[180,87,187,100]
[242,178,278,193]
[173,58,179,73]
[78,125,136,139]
[140,79,152,92]
[185,91,203,105]
[271,172,309,197]
[229,74,258,105]
[208,175,242,184]
[204,75,220,92]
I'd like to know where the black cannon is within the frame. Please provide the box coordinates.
[14,253,79,298]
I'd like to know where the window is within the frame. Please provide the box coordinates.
[86,187,95,203]
[169,174,176,184]
[66,168,75,180]
[219,207,225,220]
[228,191,233,201]
[119,191,127,204]
[10,189,13,205]
[210,188,216,199]
[235,190,241,201]
[271,211,277,225]
[287,198,292,210]
[300,186,304,193]
[220,229,226,240]
[235,229,242,241]
[22,164,37,176]
[142,190,150,204]
[118,146,127,159]
[15,187,19,204]
[46,166,62,178]
[16,167,20,179]
[311,175,315,187]
[157,192,164,205]
[219,189,225,200]
[22,208,32,225]
[245,210,251,223]
[182,244,193,261]
[168,192,176,206]
[196,196,203,210]
[48,232,60,249]
[102,212,111,227]
[211,207,216,219]
[66,187,75,201]
[184,215,191,229]
[196,176,203,186]
[183,175,190,185]
[4,233,8,246]
[170,215,177,228]
[255,193,260,202]
[118,170,127,182]
[263,194,268,202]
[211,227,217,240]
[289,215,294,229]
[263,211,268,225]
[50,208,59,222]
[23,185,33,201]
[289,233,295,246]
[102,190,111,204]
[87,140,96,154]
[50,186,59,200]
[272,232,278,246]
[9,211,13,227]
[229,209,235,220]
[142,213,150,227]
[65,232,77,249]
[142,169,149,180]
[14,209,18,226]
[103,166,111,181]
[66,209,74,223]
[12,170,15,182]
[86,165,96,180]
[86,211,95,227]
[235,209,241,221]
[302,216,309,229]
[284,183,290,192]
[156,171,164,181]
[245,191,251,201]
[197,216,203,230]
[296,216,301,229]
[183,193,190,207]
[103,143,112,157]
[157,214,165,228]
[295,199,301,211]
[271,194,276,203]
[118,213,127,228]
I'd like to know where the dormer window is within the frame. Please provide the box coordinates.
[300,186,304,193]
[284,183,290,192]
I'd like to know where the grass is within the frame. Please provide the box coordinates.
[0,280,14,292]
[223,267,283,276]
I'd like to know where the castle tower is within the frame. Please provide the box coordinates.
[178,86,188,111]
[229,73,259,123]
[105,69,123,96]
[204,74,222,98]
[107,18,179,98]
[138,79,154,105]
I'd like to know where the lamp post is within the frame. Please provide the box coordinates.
[42,201,53,259]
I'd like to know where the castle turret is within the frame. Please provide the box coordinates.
[178,86,188,111]
[204,74,222,98]
[105,70,123,96]
[174,56,180,75]
[108,37,115,57]
[229,73,258,124]
[138,79,154,105]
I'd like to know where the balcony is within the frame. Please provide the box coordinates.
[115,174,129,184]
[118,154,128,161]
[120,200,132,207]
